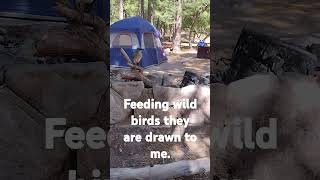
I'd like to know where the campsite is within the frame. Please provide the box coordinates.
[2,0,320,180]
[109,0,210,179]
[0,0,211,179]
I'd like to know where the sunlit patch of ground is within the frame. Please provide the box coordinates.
[145,49,210,77]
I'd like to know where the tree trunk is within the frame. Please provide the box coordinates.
[140,0,145,18]
[147,0,154,23]
[119,0,124,20]
[188,4,209,48]
[172,0,182,52]
[156,18,160,29]
[188,30,194,49]
[163,24,167,38]
[192,32,197,43]
[169,24,174,42]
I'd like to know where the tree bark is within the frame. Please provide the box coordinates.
[172,0,182,52]
[140,0,145,18]
[156,18,160,29]
[147,0,154,23]
[163,24,167,37]
[119,0,124,20]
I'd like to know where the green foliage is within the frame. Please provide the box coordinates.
[183,0,210,35]
[110,0,139,23]
[110,0,210,41]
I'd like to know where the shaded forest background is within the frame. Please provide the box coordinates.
[110,0,210,51]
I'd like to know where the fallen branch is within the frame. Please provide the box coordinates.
[110,157,209,180]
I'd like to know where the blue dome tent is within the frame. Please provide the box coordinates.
[110,16,167,68]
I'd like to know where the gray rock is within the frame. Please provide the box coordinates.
[162,73,183,87]
[110,88,132,125]
[152,85,210,125]
[5,62,109,126]
[152,86,182,120]
[111,81,144,101]
[180,85,210,125]
[146,73,163,86]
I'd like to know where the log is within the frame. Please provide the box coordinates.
[110,157,209,180]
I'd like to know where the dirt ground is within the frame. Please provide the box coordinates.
[146,49,210,77]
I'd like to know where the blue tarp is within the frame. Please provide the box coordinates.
[110,16,167,68]
[0,0,108,21]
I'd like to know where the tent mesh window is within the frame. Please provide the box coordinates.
[143,33,156,48]
[112,33,132,48]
